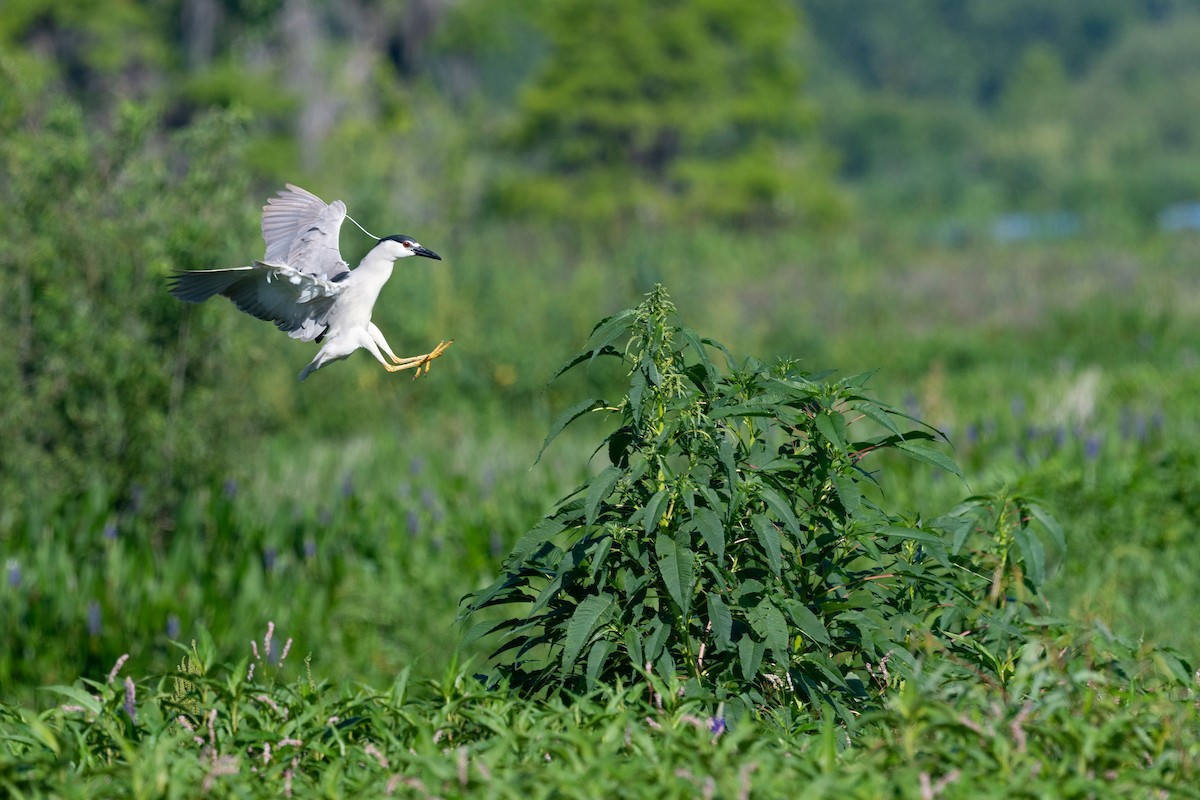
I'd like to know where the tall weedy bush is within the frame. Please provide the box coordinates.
[466,286,1063,722]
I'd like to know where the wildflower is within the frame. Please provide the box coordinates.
[363,742,389,769]
[420,487,437,511]
[280,638,293,663]
[107,653,130,685]
[303,537,317,559]
[1085,435,1102,461]
[264,621,275,662]
[5,559,19,588]
[103,522,118,541]
[964,423,979,446]
[406,509,420,536]
[87,601,102,636]
[166,614,181,640]
[709,714,727,737]
[262,547,277,573]
[223,478,238,499]
[124,677,137,724]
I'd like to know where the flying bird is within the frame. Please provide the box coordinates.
[169,184,452,381]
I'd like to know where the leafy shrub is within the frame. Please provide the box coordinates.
[466,286,1063,721]
[0,59,265,512]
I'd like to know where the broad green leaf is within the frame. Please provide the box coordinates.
[814,410,847,452]
[507,517,566,563]
[883,526,950,568]
[707,593,733,650]
[831,473,861,515]
[718,435,738,488]
[679,326,716,385]
[894,440,964,481]
[624,626,644,669]
[644,619,669,663]
[783,599,832,645]
[562,593,614,673]
[629,366,647,424]
[1028,501,1066,557]
[583,309,635,353]
[585,639,616,687]
[41,685,103,716]
[749,598,789,662]
[460,618,508,648]
[549,345,622,382]
[655,531,694,615]
[846,398,904,438]
[752,514,782,576]
[537,398,604,463]
[585,466,623,525]
[692,506,725,563]
[737,634,765,680]
[759,486,800,537]
[1013,525,1046,587]
[708,402,775,420]
[644,488,670,534]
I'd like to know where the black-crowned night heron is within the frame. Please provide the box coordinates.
[169,184,451,381]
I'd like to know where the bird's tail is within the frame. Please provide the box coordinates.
[168,267,255,303]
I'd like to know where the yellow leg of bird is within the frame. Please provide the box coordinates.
[383,340,454,379]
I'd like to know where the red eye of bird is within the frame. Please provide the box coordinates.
[403,241,413,248]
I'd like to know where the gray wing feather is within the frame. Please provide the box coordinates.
[261,184,348,279]
[169,262,344,342]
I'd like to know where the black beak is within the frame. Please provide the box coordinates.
[414,245,441,261]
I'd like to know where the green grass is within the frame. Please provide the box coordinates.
[3,230,1200,794]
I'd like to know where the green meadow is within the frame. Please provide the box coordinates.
[4,2,1200,796]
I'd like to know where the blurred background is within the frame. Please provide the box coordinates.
[3,0,1199,704]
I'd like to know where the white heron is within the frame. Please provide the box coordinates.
[169,184,452,381]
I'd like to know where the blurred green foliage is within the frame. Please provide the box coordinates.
[487,0,842,226]
[0,58,268,512]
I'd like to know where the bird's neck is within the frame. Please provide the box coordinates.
[353,250,397,290]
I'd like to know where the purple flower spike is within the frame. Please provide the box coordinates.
[6,560,20,589]
[708,716,726,736]
[87,601,102,636]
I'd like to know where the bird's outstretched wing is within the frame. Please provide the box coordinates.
[169,261,348,341]
[261,184,348,279]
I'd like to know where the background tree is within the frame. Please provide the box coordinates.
[485,0,843,227]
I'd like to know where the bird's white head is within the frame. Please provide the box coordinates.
[374,234,442,263]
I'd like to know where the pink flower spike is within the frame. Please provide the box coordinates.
[107,653,130,685]
[264,622,275,662]
[280,638,293,663]
[251,640,260,661]
[123,677,137,724]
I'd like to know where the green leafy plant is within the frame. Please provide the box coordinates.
[466,286,1063,720]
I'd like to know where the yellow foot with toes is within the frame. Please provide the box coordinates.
[383,340,454,378]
